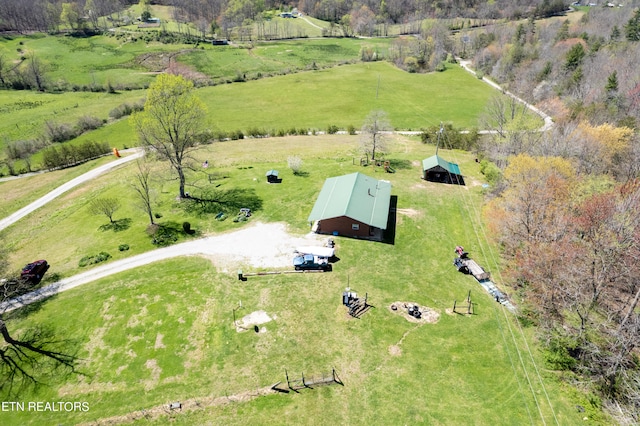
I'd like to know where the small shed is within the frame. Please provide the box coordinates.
[266,170,281,183]
[422,155,465,185]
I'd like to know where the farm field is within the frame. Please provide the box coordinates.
[0,134,596,425]
[0,33,390,92]
[0,59,504,162]
[0,17,600,424]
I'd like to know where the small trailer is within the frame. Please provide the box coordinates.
[453,246,490,281]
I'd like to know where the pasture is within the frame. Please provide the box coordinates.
[0,134,595,425]
[0,22,591,425]
[0,58,504,165]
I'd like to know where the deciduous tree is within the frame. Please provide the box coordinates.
[131,74,207,199]
[131,160,156,226]
[360,110,391,162]
[89,197,121,224]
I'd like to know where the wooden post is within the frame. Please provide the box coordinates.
[285,369,291,390]
[467,290,471,303]
[453,300,457,313]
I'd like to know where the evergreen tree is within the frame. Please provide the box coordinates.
[610,25,620,41]
[564,43,585,71]
[625,8,640,41]
[605,70,618,94]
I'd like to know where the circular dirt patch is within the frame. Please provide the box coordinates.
[389,345,402,356]
[389,301,440,324]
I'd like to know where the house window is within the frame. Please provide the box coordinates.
[352,224,360,231]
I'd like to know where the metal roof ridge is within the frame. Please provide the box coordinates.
[319,176,341,219]
[343,172,363,219]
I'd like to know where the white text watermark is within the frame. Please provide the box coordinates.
[1,401,89,412]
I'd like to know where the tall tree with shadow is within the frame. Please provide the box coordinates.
[131,74,208,199]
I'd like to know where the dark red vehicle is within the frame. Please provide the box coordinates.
[20,260,49,283]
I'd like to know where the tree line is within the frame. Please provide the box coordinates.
[1,0,569,34]
[470,6,640,423]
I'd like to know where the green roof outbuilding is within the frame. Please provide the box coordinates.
[421,155,465,185]
[308,172,391,229]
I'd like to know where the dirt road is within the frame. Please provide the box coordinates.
[0,222,325,312]
[0,150,143,232]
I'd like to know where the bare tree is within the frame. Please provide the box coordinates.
[131,160,156,225]
[25,55,47,92]
[88,197,121,224]
[0,52,9,87]
[480,94,518,139]
[360,110,391,162]
[5,140,39,173]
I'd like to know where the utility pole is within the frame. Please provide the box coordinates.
[435,122,444,156]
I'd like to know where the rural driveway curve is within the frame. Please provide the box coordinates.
[0,149,143,232]
[0,222,325,313]
[458,59,554,132]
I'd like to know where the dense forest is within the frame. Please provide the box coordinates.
[3,0,640,424]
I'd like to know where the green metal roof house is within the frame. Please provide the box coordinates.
[422,155,465,185]
[308,172,391,240]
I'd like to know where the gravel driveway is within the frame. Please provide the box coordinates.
[1,221,325,313]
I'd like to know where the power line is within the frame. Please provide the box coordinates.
[440,127,559,425]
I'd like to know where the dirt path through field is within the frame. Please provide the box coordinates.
[79,385,278,425]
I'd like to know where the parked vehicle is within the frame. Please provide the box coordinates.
[293,254,331,271]
[20,260,49,283]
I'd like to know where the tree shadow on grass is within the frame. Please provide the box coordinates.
[98,218,132,232]
[4,294,60,321]
[184,188,263,216]
[389,159,412,170]
[0,320,86,399]
[292,171,310,177]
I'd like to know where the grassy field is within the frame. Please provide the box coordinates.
[0,33,391,92]
[0,58,511,177]
[178,37,391,81]
[0,90,145,142]
[0,34,175,89]
[0,135,599,425]
[196,61,499,132]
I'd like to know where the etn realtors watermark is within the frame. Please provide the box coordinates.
[1,401,89,412]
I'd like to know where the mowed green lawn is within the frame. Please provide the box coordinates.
[0,135,589,425]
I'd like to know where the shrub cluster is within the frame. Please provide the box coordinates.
[244,127,309,138]
[213,129,244,141]
[42,140,111,170]
[420,124,479,151]
[109,100,145,120]
[44,115,105,143]
[326,125,339,134]
[107,29,202,46]
[79,251,111,267]
[148,225,179,246]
